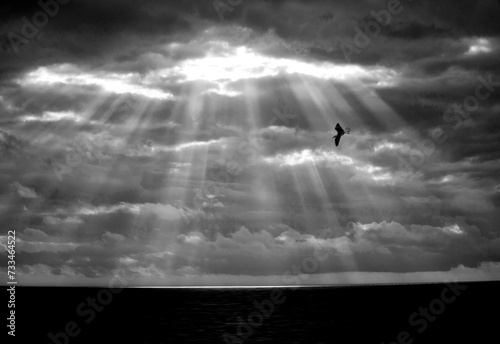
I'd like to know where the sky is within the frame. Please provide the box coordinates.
[1,0,500,286]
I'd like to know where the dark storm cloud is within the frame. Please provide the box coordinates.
[1,0,498,84]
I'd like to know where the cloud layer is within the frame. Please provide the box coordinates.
[1,0,499,285]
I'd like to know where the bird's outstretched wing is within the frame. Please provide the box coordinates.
[335,123,345,136]
[333,123,344,146]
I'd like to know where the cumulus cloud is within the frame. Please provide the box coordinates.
[102,231,127,244]
[11,182,38,198]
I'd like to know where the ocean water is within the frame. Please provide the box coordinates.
[16,282,499,343]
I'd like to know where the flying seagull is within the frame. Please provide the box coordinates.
[332,123,350,146]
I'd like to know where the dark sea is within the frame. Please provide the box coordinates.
[13,281,499,343]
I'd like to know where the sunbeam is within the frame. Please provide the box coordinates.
[2,4,498,290]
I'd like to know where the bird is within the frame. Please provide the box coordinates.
[332,123,350,146]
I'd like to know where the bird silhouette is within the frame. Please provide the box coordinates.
[332,123,350,146]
